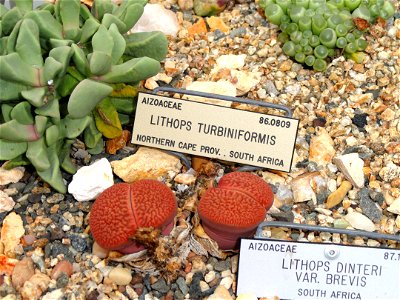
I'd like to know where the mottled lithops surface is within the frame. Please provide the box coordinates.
[1,0,399,299]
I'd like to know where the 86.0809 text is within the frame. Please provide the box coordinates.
[259,117,291,128]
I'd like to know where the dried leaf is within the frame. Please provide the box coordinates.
[111,83,138,98]
[80,0,93,7]
[182,194,198,212]
[375,17,386,28]
[192,156,218,176]
[93,97,122,139]
[353,17,370,31]
[189,235,209,256]
[110,249,147,262]
[105,130,131,154]
[193,222,210,239]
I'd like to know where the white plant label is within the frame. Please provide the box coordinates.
[132,93,299,172]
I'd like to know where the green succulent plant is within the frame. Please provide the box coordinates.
[0,0,169,193]
[259,0,395,71]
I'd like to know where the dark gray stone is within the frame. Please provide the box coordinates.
[342,146,373,160]
[49,226,65,241]
[56,272,70,288]
[188,272,204,299]
[174,289,185,300]
[22,176,37,194]
[352,113,368,128]
[176,276,188,295]
[307,161,319,172]
[139,288,147,300]
[86,290,100,300]
[58,216,70,227]
[264,80,279,96]
[0,212,6,224]
[50,241,74,262]
[151,278,169,294]
[69,234,88,252]
[207,257,218,266]
[143,274,151,291]
[214,260,230,272]
[370,191,385,206]
[280,205,292,212]
[229,27,247,38]
[28,194,42,204]
[213,29,226,40]
[359,188,383,223]
[269,211,295,222]
[317,191,329,205]
[8,182,26,193]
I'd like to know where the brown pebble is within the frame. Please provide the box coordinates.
[206,16,230,33]
[149,275,158,285]
[391,178,400,188]
[11,257,35,289]
[22,235,36,246]
[162,291,174,300]
[325,181,353,209]
[86,290,100,300]
[279,60,292,72]
[134,286,143,296]
[208,275,221,288]
[385,142,400,154]
[118,285,126,293]
[51,259,73,280]
[188,18,208,36]
[32,238,49,248]
[31,186,51,194]
[50,205,59,214]
[184,262,192,273]
[130,273,143,285]
[352,63,364,73]
[312,117,327,128]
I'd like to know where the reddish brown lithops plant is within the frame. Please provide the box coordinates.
[217,171,274,210]
[89,180,177,254]
[198,172,274,250]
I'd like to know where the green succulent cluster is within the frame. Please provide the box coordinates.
[259,0,395,71]
[0,0,168,193]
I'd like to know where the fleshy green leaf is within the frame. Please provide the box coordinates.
[0,139,27,160]
[67,79,113,119]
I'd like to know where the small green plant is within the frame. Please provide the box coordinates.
[259,0,395,71]
[0,0,168,193]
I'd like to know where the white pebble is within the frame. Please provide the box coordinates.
[221,269,232,278]
[344,212,375,232]
[205,270,216,283]
[236,294,258,300]
[62,225,70,231]
[68,158,114,201]
[199,280,210,292]
[220,276,233,290]
[108,267,132,286]
[378,51,389,60]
